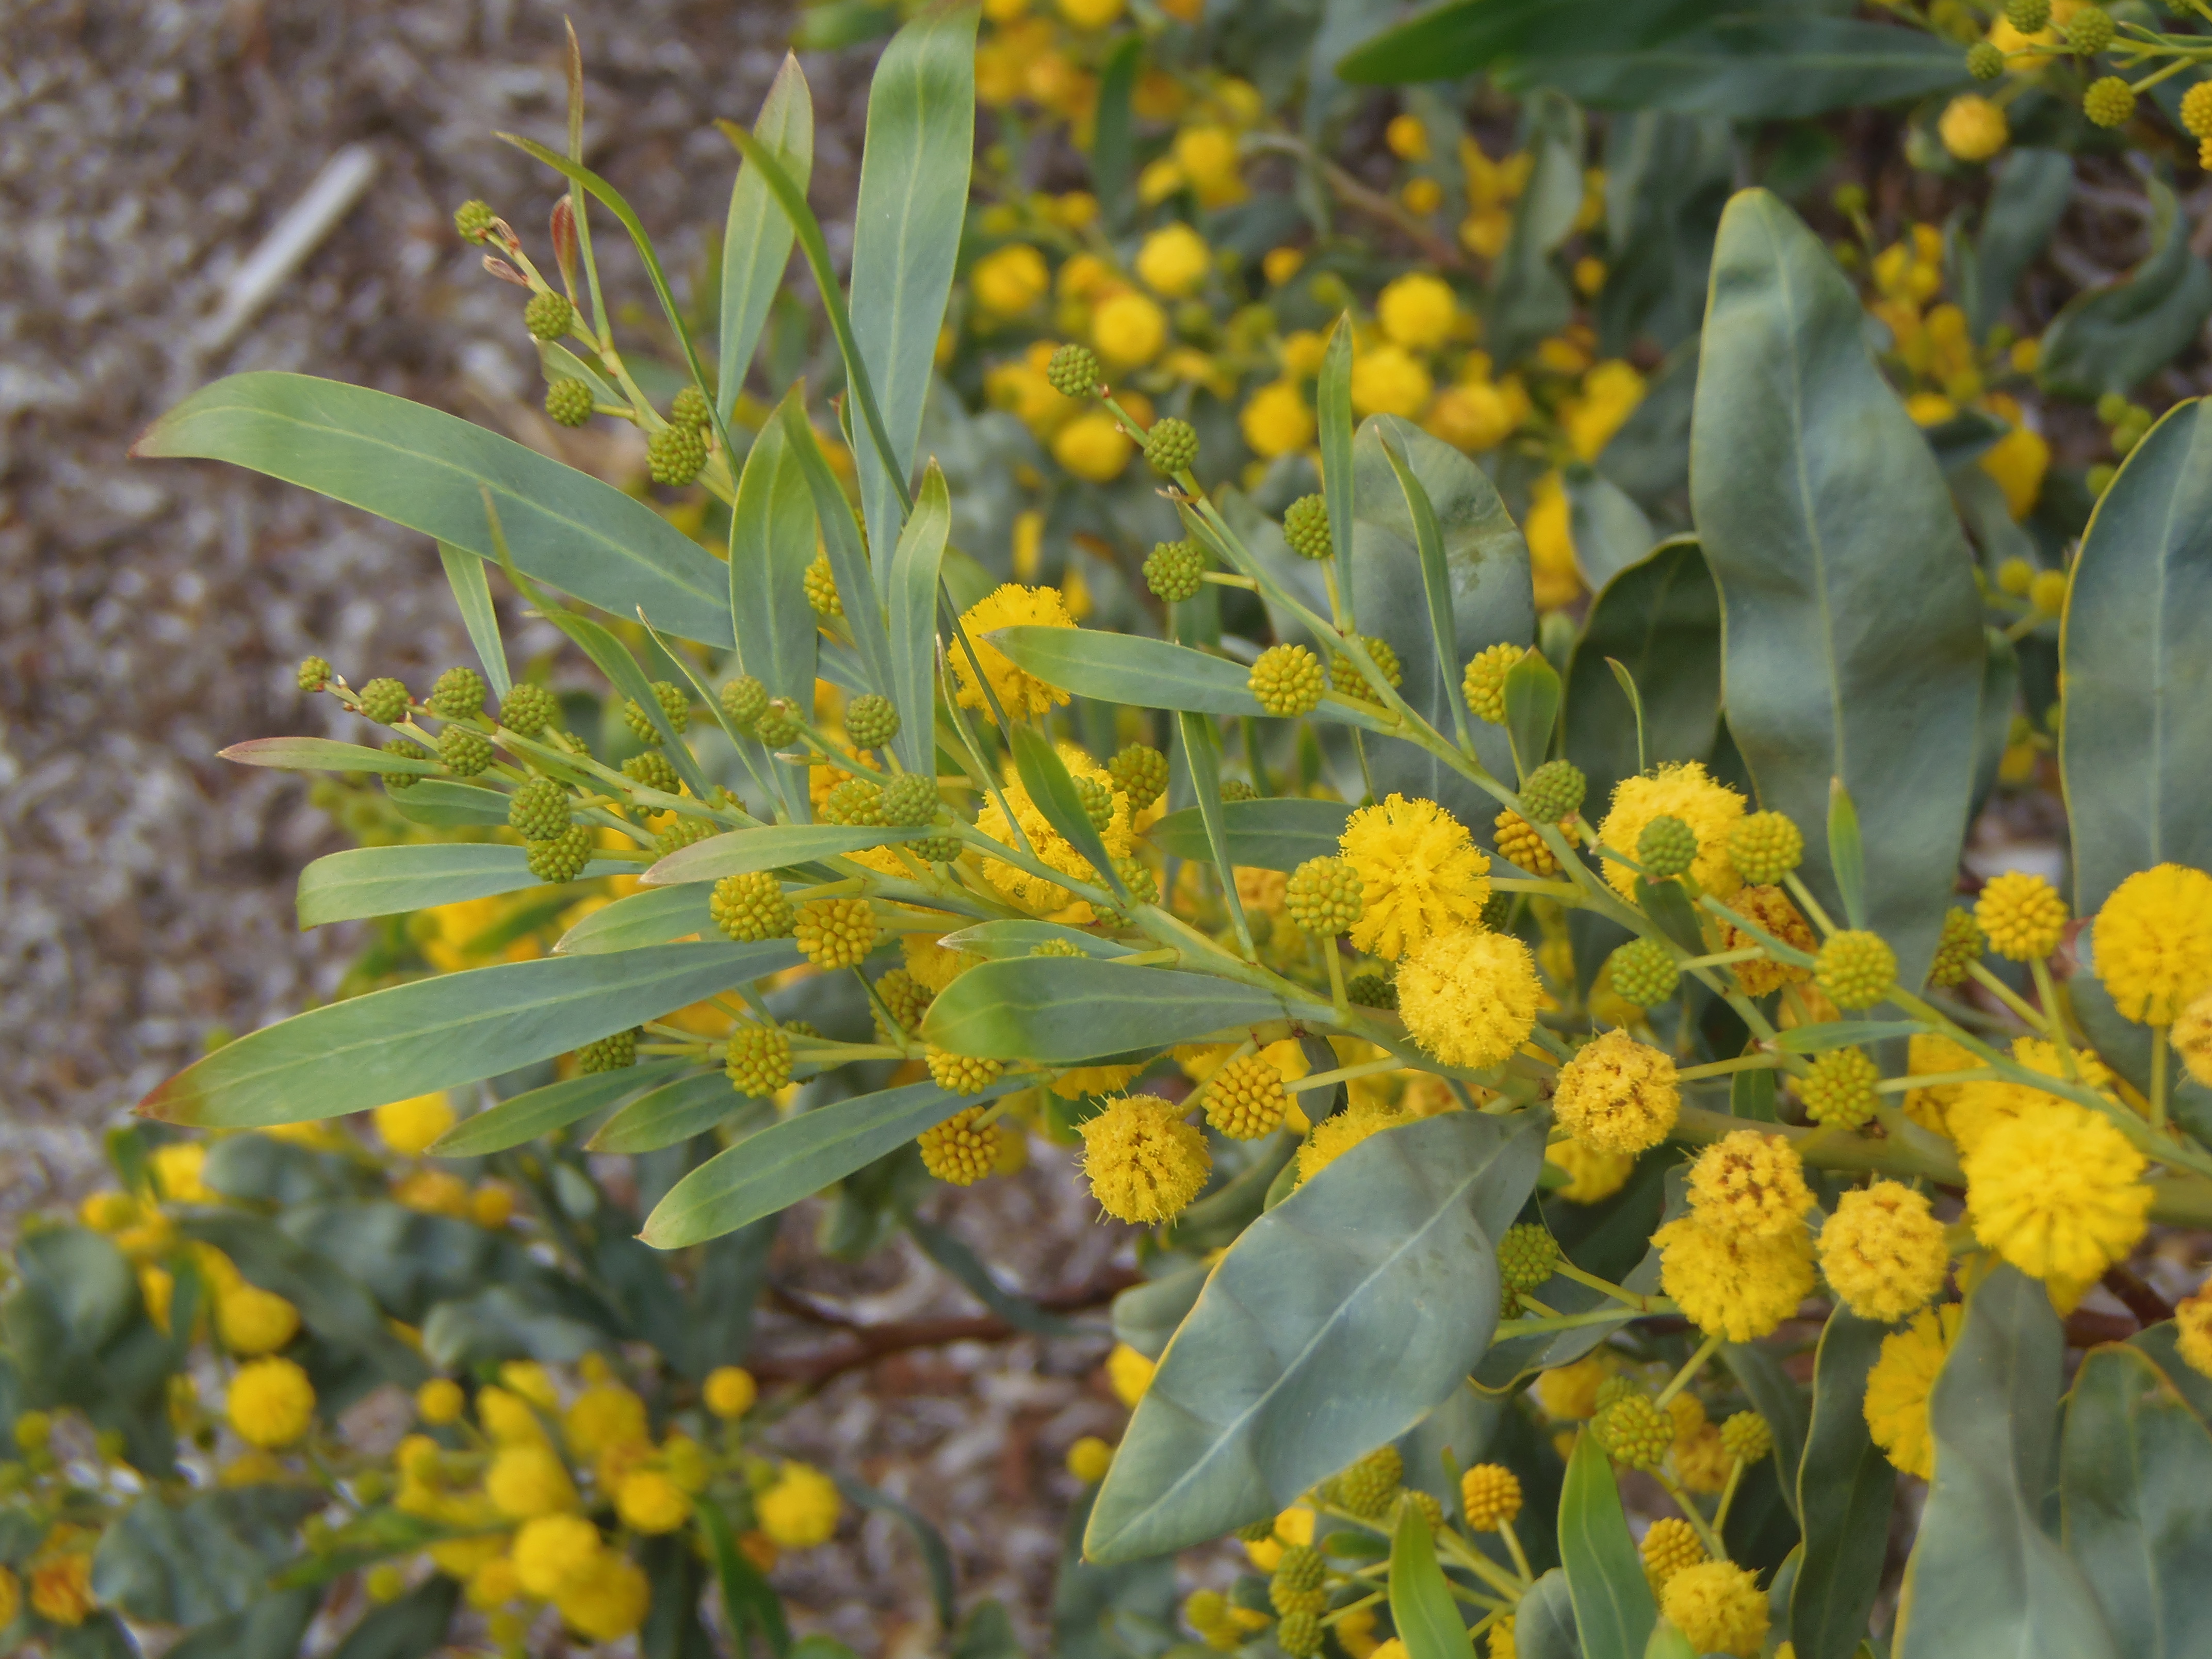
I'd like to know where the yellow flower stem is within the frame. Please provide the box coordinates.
[2027,956,2079,1078]
[1653,1470,1728,1562]
[1321,565,1350,633]
[789,877,866,902]
[1199,570,1259,591]
[1516,1293,1562,1318]
[1676,1053,1786,1083]
[1493,1302,1676,1339]
[2151,1021,2171,1134]
[1781,872,1839,937]
[1321,1591,1385,1628]
[1712,1458,1747,1534]
[1498,1516,1534,1583]
[2130,56,2195,94]
[1433,1531,1526,1601]
[1284,1055,1410,1095]
[1654,1331,1725,1409]
[1680,946,1764,970]
[1551,1259,1656,1310]
[1872,1067,1998,1095]
[1491,875,1583,899]
[1965,959,2053,1034]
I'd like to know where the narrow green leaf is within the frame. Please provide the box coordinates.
[933,919,1146,959]
[1319,314,1358,629]
[1489,91,1584,367]
[1892,1265,2119,1659]
[1564,540,1722,808]
[329,1576,461,1659]
[837,1475,959,1634]
[133,374,731,646]
[540,608,716,802]
[888,463,954,772]
[1790,1308,1896,1659]
[640,1075,1029,1248]
[556,886,721,955]
[1012,726,1126,902]
[922,957,1296,1066]
[1634,876,1704,958]
[139,945,782,1129]
[2039,181,2212,399]
[1391,1501,1475,1659]
[1642,1622,1694,1659]
[389,778,511,829]
[1178,710,1252,954]
[903,1213,1087,1338]
[437,542,510,699]
[1558,1421,1657,1659]
[1730,1051,1777,1120]
[1086,1112,1541,1561]
[644,823,931,886]
[729,387,821,711]
[719,56,813,420]
[1721,1340,1812,1524]
[2059,399,2212,915]
[1378,429,1472,750]
[1970,626,2021,820]
[1969,149,2072,340]
[1826,778,1867,931]
[296,844,626,929]
[1772,1020,1922,1054]
[1690,189,1986,989]
[428,1061,693,1157]
[1597,113,1732,356]
[1504,647,1563,784]
[1513,1569,1582,1659]
[782,398,894,709]
[848,4,980,557]
[1090,35,1142,220]
[590,1072,755,1155]
[221,736,438,775]
[989,624,1391,734]
[697,1500,792,1658]
[1146,798,1352,871]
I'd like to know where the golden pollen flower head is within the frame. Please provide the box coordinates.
[1093,288,1168,368]
[1818,1180,1950,1323]
[1106,1341,1156,1407]
[616,1469,693,1534]
[1396,929,1540,1068]
[227,1356,316,1449]
[476,1385,544,1445]
[794,897,879,969]
[1964,1101,2151,1283]
[2172,986,2212,1087]
[1459,1462,1523,1531]
[953,583,1077,722]
[1377,272,1459,350]
[919,1105,1006,1186]
[1066,1435,1115,1483]
[1297,1104,1406,1182]
[1662,1560,1769,1657]
[1597,762,1746,900]
[30,1549,94,1627]
[758,1461,843,1548]
[487,1443,579,1520]
[216,1283,301,1357]
[1864,1303,1962,1479]
[2174,1287,2212,1380]
[704,1365,757,1419]
[375,1091,456,1155]
[1080,1094,1210,1223]
[1339,796,1493,961]
[1814,930,1897,1011]
[1655,1213,1816,1341]
[1939,94,2009,162]
[1723,884,1815,996]
[1532,1354,1608,1421]
[555,1551,650,1644]
[1552,1029,1681,1154]
[2092,863,2212,1023]
[512,1514,603,1599]
[1545,1138,1636,1205]
[1640,1516,1706,1588]
[1727,811,1803,887]
[1203,1053,1291,1140]
[563,1382,648,1459]
[1975,869,2069,960]
[1136,222,1211,298]
[417,1377,464,1425]
[974,746,1134,914]
[1686,1130,1813,1239]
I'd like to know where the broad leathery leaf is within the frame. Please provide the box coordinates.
[1968,149,2072,340]
[1691,189,1985,989]
[1084,1112,1542,1562]
[1598,112,1732,355]
[93,1489,321,1628]
[1789,1309,1895,1659]
[1111,1262,1210,1361]
[1597,338,1697,510]
[1392,1503,1475,1659]
[644,823,933,886]
[1489,91,1584,367]
[1053,1485,1179,1659]
[221,736,438,775]
[848,4,979,564]
[1146,798,1353,871]
[990,624,1394,734]
[2058,400,2212,914]
[429,1060,694,1156]
[888,463,953,772]
[783,398,893,708]
[1558,1423,1657,1659]
[1721,1339,1812,1524]
[730,387,821,707]
[640,1074,1029,1247]
[2129,1321,2212,1428]
[590,1072,756,1155]
[556,885,719,954]
[1088,34,1141,222]
[139,945,780,1129]
[1892,1265,2118,1659]
[134,373,730,645]
[922,957,1299,1063]
[1563,537,1720,810]
[2038,181,2212,400]
[2060,1343,2212,1659]
[1514,1568,1583,1659]
[1564,467,1656,593]
[297,843,628,928]
[437,542,510,699]
[719,56,812,420]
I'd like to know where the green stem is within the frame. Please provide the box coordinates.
[1653,1469,1727,1562]
[1712,1459,1746,1536]
[1654,1331,1723,1409]
[1498,1516,1534,1584]
[1782,871,1839,936]
[1493,1302,1674,1339]
[2152,1021,2171,1135]
[1676,1053,1785,1082]
[1967,959,2051,1033]
[1551,1260,1658,1311]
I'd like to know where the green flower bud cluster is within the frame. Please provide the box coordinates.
[440,728,493,777]
[1606,938,1680,1007]
[1636,814,1698,880]
[1335,1445,1402,1518]
[881,773,941,828]
[1345,972,1395,1010]
[1249,644,1326,718]
[1329,637,1401,701]
[545,378,594,426]
[508,777,571,841]
[844,694,899,749]
[527,823,595,882]
[821,777,886,828]
[381,738,427,791]
[1219,777,1258,803]
[1720,1410,1772,1463]
[1143,417,1198,476]
[1497,1221,1559,1292]
[524,290,573,340]
[1270,1543,1325,1617]
[578,1028,639,1073]
[1285,857,1363,936]
[2083,75,2134,126]
[711,872,794,942]
[1143,539,1205,604]
[873,968,932,1036]
[297,656,332,692]
[2067,7,2114,54]
[1815,930,1897,1010]
[1927,905,1983,988]
[427,666,485,721]
[1073,774,1116,831]
[1282,494,1330,561]
[358,677,410,725]
[726,1023,793,1096]
[500,682,559,737]
[1046,343,1099,398]
[623,681,691,743]
[1965,41,2004,80]
[1593,1392,1671,1471]
[623,752,679,795]
[804,554,842,617]
[1800,1046,1880,1129]
[453,199,497,242]
[1108,743,1167,811]
[647,421,709,486]
[670,384,712,430]
[1520,759,1587,824]
[655,813,716,856]
[1728,811,1803,886]
[754,697,803,747]
[721,675,770,734]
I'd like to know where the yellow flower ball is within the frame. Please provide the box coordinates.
[476,1385,545,1445]
[1654,1212,1816,1341]
[1596,762,1747,901]
[1524,471,1580,611]
[1397,930,1541,1069]
[1349,341,1433,419]
[564,1382,648,1460]
[974,747,1134,913]
[1241,379,1315,458]
[374,1092,456,1156]
[1459,1463,1522,1531]
[555,1550,650,1643]
[1939,94,2009,163]
[1818,1181,1950,1323]
[2093,863,2212,1023]
[971,243,1050,316]
[0,1565,19,1629]
[1376,272,1459,351]
[1532,1355,1608,1421]
[2175,1287,2212,1379]
[417,1378,464,1425]
[1135,223,1211,298]
[1174,125,1246,206]
[1093,289,1168,368]
[616,1469,693,1534]
[1980,422,2050,520]
[1297,1104,1408,1182]
[1943,1035,2109,1155]
[465,1553,522,1612]
[1661,1559,1769,1657]
[29,1549,94,1628]
[952,583,1077,721]
[513,1513,603,1598]
[487,1443,579,1520]
[1545,1139,1636,1205]
[227,1356,316,1449]
[704,1365,758,1420]
[1864,1303,1961,1478]
[1965,1102,2151,1284]
[1975,869,2068,960]
[1685,1130,1812,1239]
[79,1190,138,1232]
[1080,1094,1211,1223]
[1338,794,1492,961]
[1053,410,1134,482]
[1425,382,1516,453]
[1107,1341,1155,1407]
[152,1141,213,1203]
[216,1283,301,1357]
[2174,987,2212,1087]
[1058,0,1125,29]
[758,1461,843,1548]
[1386,112,1430,161]
[1066,1435,1115,1483]
[1553,1030,1680,1155]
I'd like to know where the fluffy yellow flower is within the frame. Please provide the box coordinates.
[1864,1303,1961,1479]
[1106,1341,1156,1407]
[1349,341,1433,419]
[487,1443,579,1520]
[1662,1560,1768,1657]
[2093,863,2212,1023]
[564,1383,648,1460]
[29,1548,94,1627]
[704,1365,757,1419]
[1093,289,1168,368]
[616,1470,692,1534]
[758,1461,842,1548]
[1425,382,1516,452]
[1939,94,2009,162]
[1901,1031,1979,1135]
[1685,1130,1812,1239]
[974,748,1133,913]
[1545,1138,1636,1204]
[1964,1102,2150,1283]
[1297,1104,1407,1182]
[1524,471,1579,612]
[1338,794,1491,961]
[1376,272,1459,350]
[555,1552,650,1642]
[1066,1436,1115,1483]
[1396,930,1540,1069]
[1053,411,1132,481]
[374,1092,456,1156]
[417,1378,465,1425]
[0,1564,18,1629]
[152,1141,213,1203]
[216,1283,301,1357]
[1672,1424,1734,1494]
[227,1356,316,1449]
[953,583,1077,721]
[1818,1181,1950,1323]
[1980,422,2049,520]
[1531,1355,1607,1420]
[476,1385,546,1445]
[1080,1095,1210,1223]
[1241,380,1314,458]
[1943,1036,2110,1154]
[2175,1287,2212,1379]
[1596,762,1746,900]
[1059,0,1125,27]
[1975,870,2068,961]
[512,1514,601,1598]
[1552,1030,1680,1154]
[1135,223,1211,297]
[1654,1213,1815,1341]
[1174,124,1246,207]
[971,243,1049,316]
